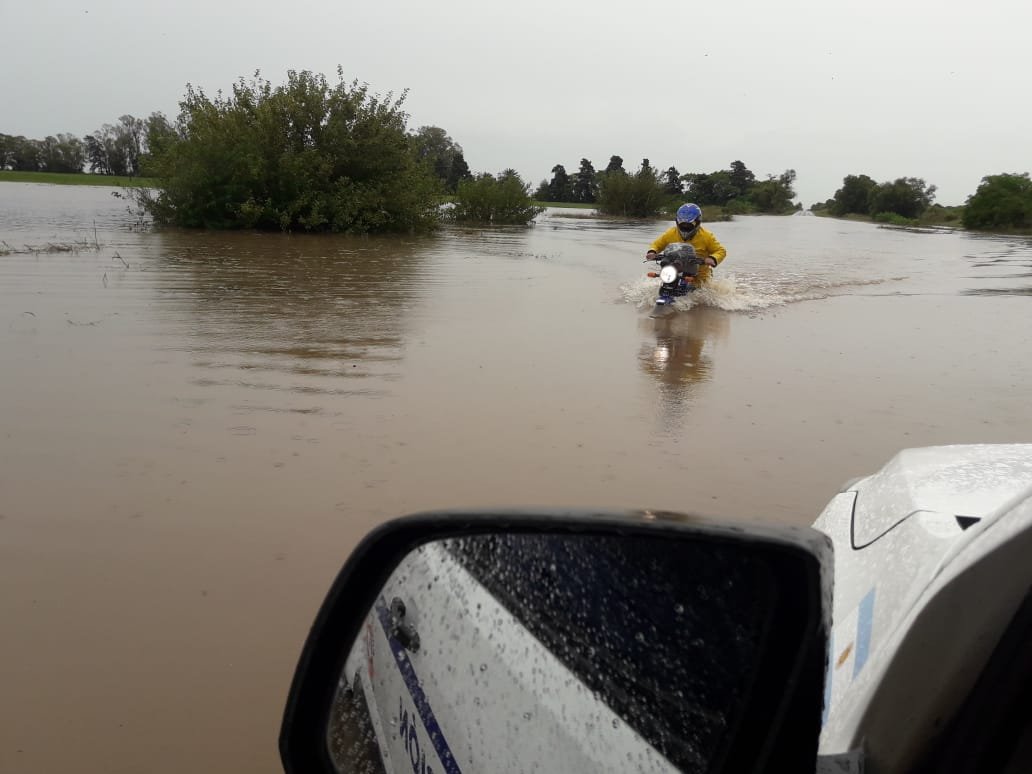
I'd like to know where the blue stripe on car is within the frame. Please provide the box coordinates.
[375,599,463,774]
[853,589,876,678]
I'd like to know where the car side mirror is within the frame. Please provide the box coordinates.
[280,510,831,773]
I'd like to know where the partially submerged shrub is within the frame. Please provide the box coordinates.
[449,171,543,225]
[873,211,918,226]
[963,173,1032,231]
[140,69,442,233]
[595,167,667,217]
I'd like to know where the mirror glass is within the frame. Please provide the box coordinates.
[327,532,780,773]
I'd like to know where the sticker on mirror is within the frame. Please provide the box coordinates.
[396,697,440,774]
[376,599,461,774]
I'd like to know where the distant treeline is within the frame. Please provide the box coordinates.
[4,66,1028,233]
[534,157,800,217]
[0,117,158,177]
[812,172,1032,231]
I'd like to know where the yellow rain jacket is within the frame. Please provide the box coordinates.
[649,226,727,283]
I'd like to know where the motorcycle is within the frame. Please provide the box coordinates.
[645,243,704,315]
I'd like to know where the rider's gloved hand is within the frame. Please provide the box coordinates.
[645,250,658,260]
[701,256,717,267]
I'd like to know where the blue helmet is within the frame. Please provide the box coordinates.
[676,203,702,238]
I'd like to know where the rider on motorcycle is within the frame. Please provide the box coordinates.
[645,203,727,284]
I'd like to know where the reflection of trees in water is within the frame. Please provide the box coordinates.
[638,308,730,426]
[151,230,434,396]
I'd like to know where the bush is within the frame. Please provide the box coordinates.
[746,170,797,214]
[868,178,936,219]
[449,171,543,225]
[873,212,917,226]
[595,168,666,217]
[962,173,1032,230]
[139,69,442,233]
[724,198,756,215]
[830,174,878,216]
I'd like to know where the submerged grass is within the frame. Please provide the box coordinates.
[532,201,597,209]
[534,201,733,222]
[0,170,157,188]
[1,232,102,256]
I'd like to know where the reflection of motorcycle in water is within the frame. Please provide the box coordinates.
[644,244,703,316]
[639,308,730,425]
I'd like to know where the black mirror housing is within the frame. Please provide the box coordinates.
[281,509,831,773]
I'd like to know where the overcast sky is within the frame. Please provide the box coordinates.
[3,0,1030,205]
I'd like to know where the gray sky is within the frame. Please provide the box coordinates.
[4,0,1030,205]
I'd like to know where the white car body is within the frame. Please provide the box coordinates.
[341,444,1032,773]
[816,444,1032,771]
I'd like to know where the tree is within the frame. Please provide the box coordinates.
[868,177,936,219]
[139,112,177,177]
[962,173,1032,230]
[571,158,598,203]
[662,166,682,197]
[411,125,467,193]
[604,155,625,175]
[547,163,571,202]
[450,170,543,225]
[596,164,666,217]
[446,151,472,192]
[0,134,41,171]
[728,160,756,196]
[138,69,442,233]
[85,115,146,175]
[748,169,797,213]
[38,134,85,173]
[682,161,759,206]
[831,174,878,216]
[682,170,737,205]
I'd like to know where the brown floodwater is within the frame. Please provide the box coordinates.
[1,182,1031,772]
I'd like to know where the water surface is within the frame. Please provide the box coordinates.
[2,183,1030,772]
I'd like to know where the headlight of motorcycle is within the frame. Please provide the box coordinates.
[659,265,679,284]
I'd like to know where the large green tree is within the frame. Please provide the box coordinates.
[682,170,737,205]
[748,169,797,214]
[139,69,441,233]
[662,166,683,196]
[85,115,146,175]
[0,134,41,171]
[728,160,756,196]
[831,174,878,216]
[682,161,759,206]
[962,173,1032,230]
[546,164,571,202]
[571,158,598,203]
[596,164,666,217]
[38,134,85,173]
[604,155,625,175]
[869,177,936,219]
[446,151,471,192]
[411,125,470,193]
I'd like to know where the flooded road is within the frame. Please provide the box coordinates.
[2,182,1031,772]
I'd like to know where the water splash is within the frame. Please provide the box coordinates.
[619,271,895,312]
